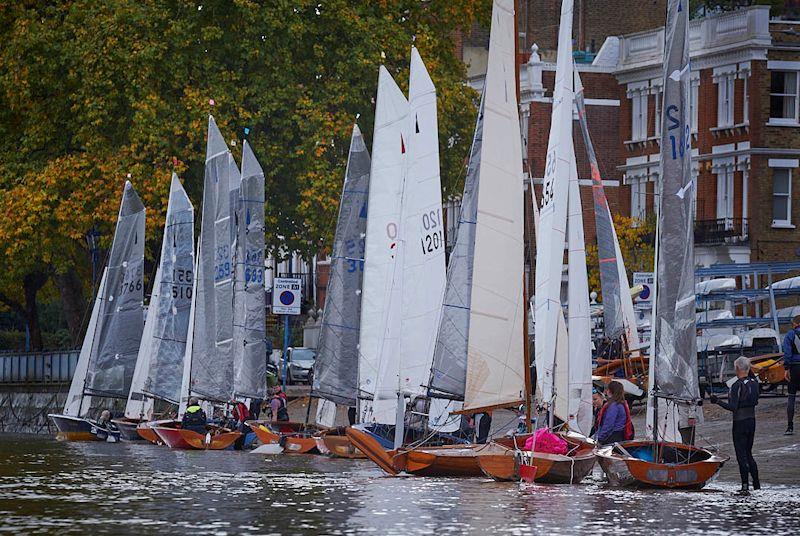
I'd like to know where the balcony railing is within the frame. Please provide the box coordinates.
[694,218,749,246]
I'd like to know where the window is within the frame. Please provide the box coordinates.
[654,89,662,137]
[743,76,749,124]
[773,168,792,227]
[631,92,648,141]
[770,71,799,122]
[631,178,647,221]
[717,75,734,128]
[716,166,734,221]
[690,81,699,133]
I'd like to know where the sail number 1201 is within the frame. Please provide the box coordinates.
[420,209,443,255]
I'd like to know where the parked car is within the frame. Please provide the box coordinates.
[281,347,316,385]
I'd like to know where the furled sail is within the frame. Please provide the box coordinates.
[125,174,195,420]
[534,0,574,408]
[314,124,371,407]
[574,70,640,350]
[233,141,267,400]
[186,115,235,404]
[85,181,146,399]
[461,0,525,412]
[63,270,107,416]
[429,92,484,401]
[648,0,700,442]
[359,67,409,424]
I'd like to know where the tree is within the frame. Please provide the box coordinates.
[586,215,656,300]
[0,1,488,348]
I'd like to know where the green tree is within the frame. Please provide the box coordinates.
[0,0,488,349]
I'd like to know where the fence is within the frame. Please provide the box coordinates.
[0,350,79,384]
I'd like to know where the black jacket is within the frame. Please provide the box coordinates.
[715,373,759,421]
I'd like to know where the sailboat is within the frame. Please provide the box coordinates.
[280,123,372,459]
[49,181,146,441]
[113,174,194,443]
[152,116,241,450]
[476,0,596,484]
[596,0,727,488]
[347,0,527,477]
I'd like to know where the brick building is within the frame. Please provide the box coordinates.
[504,5,800,274]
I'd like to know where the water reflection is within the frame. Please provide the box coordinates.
[0,436,796,535]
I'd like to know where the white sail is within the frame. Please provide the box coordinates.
[563,143,593,435]
[612,226,641,351]
[63,270,107,416]
[534,0,574,409]
[359,66,409,424]
[462,0,526,411]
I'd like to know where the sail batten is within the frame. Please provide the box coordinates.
[314,124,371,407]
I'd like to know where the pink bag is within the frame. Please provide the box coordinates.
[524,429,569,455]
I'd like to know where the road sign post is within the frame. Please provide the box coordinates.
[273,275,302,391]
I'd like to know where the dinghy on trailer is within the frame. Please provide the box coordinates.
[49,182,146,442]
[596,0,727,488]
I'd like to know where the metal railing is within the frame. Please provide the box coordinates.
[0,350,79,384]
[694,218,749,246]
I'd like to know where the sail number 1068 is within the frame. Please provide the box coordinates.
[420,209,443,255]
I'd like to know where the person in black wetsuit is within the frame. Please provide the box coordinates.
[182,397,208,434]
[710,356,760,493]
[475,411,492,444]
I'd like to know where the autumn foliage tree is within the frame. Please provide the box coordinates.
[0,1,488,349]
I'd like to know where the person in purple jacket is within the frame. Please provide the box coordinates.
[781,315,800,435]
[595,381,632,445]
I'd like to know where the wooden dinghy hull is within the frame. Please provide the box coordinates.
[111,418,144,441]
[177,429,241,450]
[320,431,366,459]
[477,434,596,484]
[152,426,193,449]
[346,427,483,477]
[48,414,101,442]
[245,420,325,454]
[596,441,728,489]
[136,419,177,444]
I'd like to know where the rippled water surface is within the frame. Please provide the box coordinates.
[0,435,797,535]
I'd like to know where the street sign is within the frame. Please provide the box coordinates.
[633,272,654,303]
[272,277,302,315]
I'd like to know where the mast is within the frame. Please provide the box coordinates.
[649,0,698,444]
[358,66,409,424]
[232,141,267,400]
[313,124,371,408]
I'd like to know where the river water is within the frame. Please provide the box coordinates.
[0,435,797,535]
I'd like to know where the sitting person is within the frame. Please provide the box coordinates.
[595,381,633,445]
[96,409,117,431]
[269,387,290,422]
[182,397,208,434]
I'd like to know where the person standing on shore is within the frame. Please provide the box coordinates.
[782,315,800,435]
[710,356,760,493]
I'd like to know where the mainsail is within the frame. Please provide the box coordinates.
[85,181,146,399]
[462,0,525,412]
[359,66,409,424]
[314,124,371,407]
[63,270,107,416]
[391,47,448,405]
[648,0,700,441]
[534,0,574,408]
[185,115,235,405]
[232,141,267,399]
[125,174,194,418]
[574,70,640,350]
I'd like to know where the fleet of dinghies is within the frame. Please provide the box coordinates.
[48,0,729,488]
